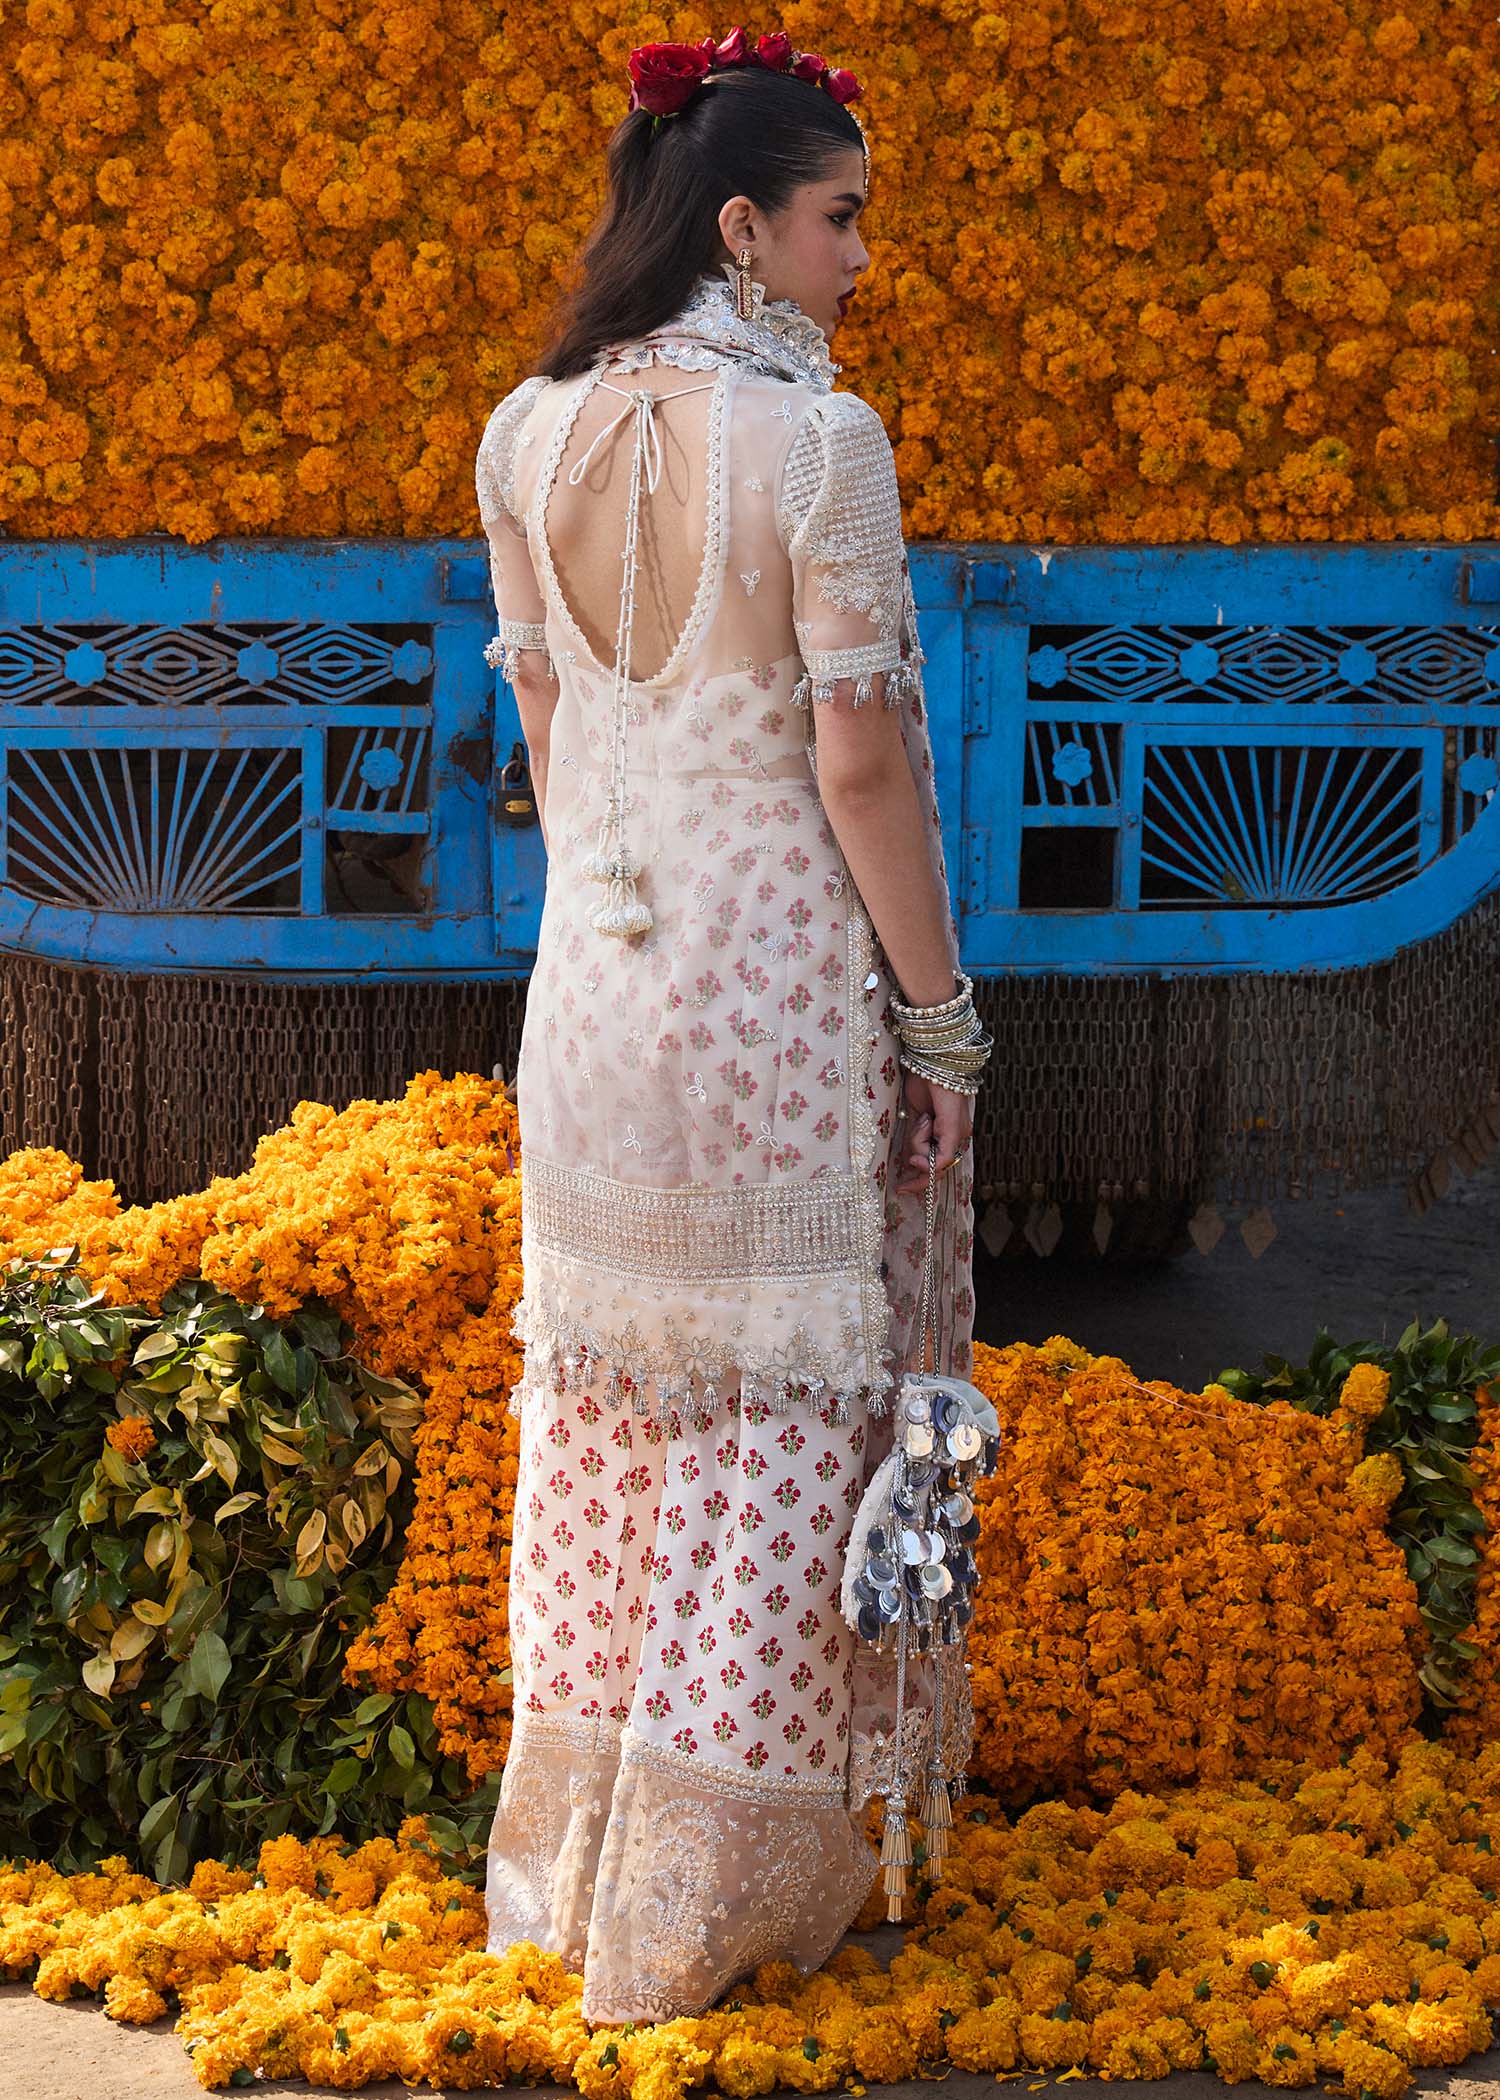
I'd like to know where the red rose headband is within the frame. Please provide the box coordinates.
[627,26,864,127]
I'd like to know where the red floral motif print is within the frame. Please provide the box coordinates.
[749,1687,776,1719]
[713,1714,739,1743]
[744,1741,769,1771]
[763,1583,791,1615]
[672,1726,698,1755]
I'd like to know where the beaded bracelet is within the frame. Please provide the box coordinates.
[889,969,976,1027]
[898,1050,984,1097]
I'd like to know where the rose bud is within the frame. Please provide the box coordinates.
[755,30,794,69]
[822,66,863,103]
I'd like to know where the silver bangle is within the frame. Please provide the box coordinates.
[898,1049,983,1095]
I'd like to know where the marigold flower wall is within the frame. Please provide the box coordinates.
[2,0,1497,545]
[0,1071,1488,1810]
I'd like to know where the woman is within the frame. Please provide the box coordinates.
[474,29,993,2027]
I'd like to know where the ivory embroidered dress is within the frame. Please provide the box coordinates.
[474,265,977,2025]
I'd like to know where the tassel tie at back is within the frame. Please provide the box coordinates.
[571,376,717,941]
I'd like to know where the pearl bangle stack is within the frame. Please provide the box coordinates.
[890,970,993,1097]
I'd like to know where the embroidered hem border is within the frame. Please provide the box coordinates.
[508,1283,897,1430]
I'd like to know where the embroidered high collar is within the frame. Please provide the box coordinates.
[600,266,839,394]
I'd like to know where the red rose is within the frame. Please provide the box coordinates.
[714,25,752,65]
[791,49,827,83]
[822,66,863,104]
[754,30,793,69]
[627,41,712,115]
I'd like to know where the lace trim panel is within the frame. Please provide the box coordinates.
[509,1272,894,1433]
[476,372,551,530]
[777,394,907,630]
[523,1156,869,1280]
[600,269,838,395]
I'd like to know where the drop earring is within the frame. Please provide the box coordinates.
[735,245,754,320]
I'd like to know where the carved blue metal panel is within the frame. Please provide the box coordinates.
[937,544,1500,974]
[1,540,1497,980]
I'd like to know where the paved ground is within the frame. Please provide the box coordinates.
[7,1164,1500,2095]
[973,1159,1500,1386]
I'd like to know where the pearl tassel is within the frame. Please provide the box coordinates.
[585,385,657,940]
[564,371,716,941]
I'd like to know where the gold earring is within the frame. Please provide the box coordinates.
[735,245,754,320]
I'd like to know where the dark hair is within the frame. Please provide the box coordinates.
[533,66,864,381]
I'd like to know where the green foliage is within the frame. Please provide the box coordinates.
[1219,1318,1500,1724]
[0,1248,500,1883]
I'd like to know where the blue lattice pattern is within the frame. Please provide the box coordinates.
[2,542,1499,979]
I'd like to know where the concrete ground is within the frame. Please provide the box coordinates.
[7,1164,1500,2095]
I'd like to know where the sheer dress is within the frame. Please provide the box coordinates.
[474,265,977,2025]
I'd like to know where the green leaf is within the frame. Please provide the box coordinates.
[133,1332,182,1366]
[184,1629,232,1701]
[389,1723,416,1772]
[262,1330,299,1397]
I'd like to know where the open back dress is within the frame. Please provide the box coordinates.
[474,263,977,2026]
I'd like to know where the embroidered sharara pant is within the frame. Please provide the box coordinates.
[484,1370,885,2025]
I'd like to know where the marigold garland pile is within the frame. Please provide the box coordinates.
[0,1073,1469,1797]
[5,1746,1500,2094]
[1,0,1496,545]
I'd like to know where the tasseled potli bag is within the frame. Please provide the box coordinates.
[839,1141,1001,1921]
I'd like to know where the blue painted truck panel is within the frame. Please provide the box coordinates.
[1,540,1497,980]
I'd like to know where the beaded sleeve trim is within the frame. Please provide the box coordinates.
[483,619,553,681]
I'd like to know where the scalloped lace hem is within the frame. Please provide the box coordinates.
[509,1296,897,1431]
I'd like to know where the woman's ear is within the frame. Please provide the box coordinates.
[716,193,758,254]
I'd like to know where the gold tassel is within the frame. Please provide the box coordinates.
[922,1757,953,1877]
[880,1791,912,1923]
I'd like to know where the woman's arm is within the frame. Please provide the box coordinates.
[511,656,556,855]
[810,686,957,1008]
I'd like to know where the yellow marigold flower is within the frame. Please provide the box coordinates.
[1338,1363,1392,1422]
[104,1414,157,1461]
[1349,1452,1404,1510]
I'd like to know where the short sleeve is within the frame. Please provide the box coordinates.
[475,374,553,680]
[776,392,913,711]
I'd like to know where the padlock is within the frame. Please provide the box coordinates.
[496,740,538,827]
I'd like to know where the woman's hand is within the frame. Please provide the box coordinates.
[891,1070,973,1195]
